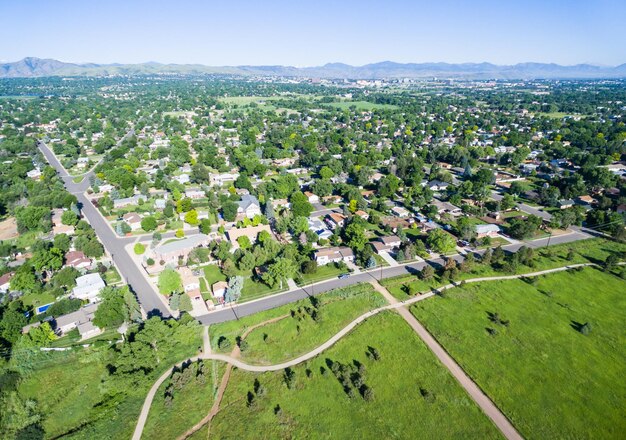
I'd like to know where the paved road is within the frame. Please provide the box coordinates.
[491,190,552,221]
[38,141,171,317]
[196,227,591,325]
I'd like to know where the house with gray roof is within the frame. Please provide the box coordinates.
[237,195,261,219]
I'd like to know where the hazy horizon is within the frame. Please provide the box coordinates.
[2,0,625,67]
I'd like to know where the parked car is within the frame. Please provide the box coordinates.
[338,273,350,279]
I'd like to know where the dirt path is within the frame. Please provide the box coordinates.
[134,263,601,440]
[371,279,523,440]
[175,314,290,440]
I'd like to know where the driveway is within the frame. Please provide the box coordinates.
[378,251,399,267]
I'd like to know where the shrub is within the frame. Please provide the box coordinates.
[175,229,185,238]
[134,243,146,255]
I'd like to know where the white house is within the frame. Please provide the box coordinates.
[122,212,142,231]
[185,188,205,199]
[314,246,354,266]
[72,273,106,303]
[475,224,501,238]
[391,206,410,218]
[237,195,262,219]
[27,168,42,180]
[175,174,190,184]
[304,191,320,204]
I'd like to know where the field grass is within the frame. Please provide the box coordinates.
[103,266,122,284]
[210,284,385,361]
[411,267,626,439]
[209,311,501,439]
[12,322,203,440]
[322,100,398,111]
[21,290,56,308]
[17,349,112,438]
[237,284,385,364]
[142,360,226,439]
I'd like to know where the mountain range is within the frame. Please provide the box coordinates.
[2,57,626,80]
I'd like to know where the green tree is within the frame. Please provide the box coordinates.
[225,276,244,302]
[222,201,238,222]
[134,243,146,255]
[199,218,212,234]
[158,268,182,295]
[290,192,313,217]
[263,257,296,289]
[53,234,71,252]
[61,210,79,226]
[93,286,132,328]
[184,209,199,225]
[344,222,367,251]
[426,229,456,254]
[141,216,158,232]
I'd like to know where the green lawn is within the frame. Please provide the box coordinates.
[72,175,84,183]
[103,266,122,284]
[297,263,345,285]
[203,264,226,285]
[234,284,385,364]
[209,312,501,439]
[142,360,226,439]
[21,290,56,308]
[411,267,626,439]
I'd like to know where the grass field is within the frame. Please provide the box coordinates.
[210,283,385,362]
[380,238,626,301]
[142,360,226,439]
[208,311,501,439]
[234,284,385,364]
[322,100,398,111]
[13,323,202,440]
[411,267,626,439]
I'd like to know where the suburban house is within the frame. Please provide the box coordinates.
[76,157,90,169]
[314,246,354,266]
[227,224,272,250]
[354,210,369,220]
[559,199,575,209]
[72,273,106,303]
[65,250,92,270]
[576,195,597,206]
[210,172,239,186]
[113,194,146,209]
[154,199,167,210]
[237,195,262,219]
[617,204,626,215]
[475,224,501,238]
[123,212,142,231]
[431,199,462,216]
[152,234,209,264]
[185,188,205,199]
[0,272,14,293]
[27,168,42,180]
[371,235,402,254]
[179,267,202,301]
[308,217,332,240]
[427,180,450,191]
[53,303,101,339]
[391,206,410,218]
[325,213,346,230]
[304,191,320,204]
[175,174,190,184]
[212,280,228,300]
[272,198,291,210]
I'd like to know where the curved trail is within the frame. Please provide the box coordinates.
[133,262,597,440]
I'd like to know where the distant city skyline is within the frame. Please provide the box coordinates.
[2,0,625,66]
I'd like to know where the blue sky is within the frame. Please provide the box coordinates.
[1,0,624,66]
